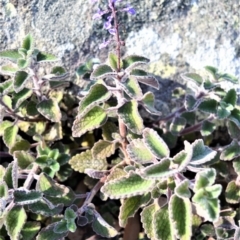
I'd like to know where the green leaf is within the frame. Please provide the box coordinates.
[201,120,216,136]
[190,139,217,165]
[36,52,58,62]
[194,168,216,191]
[72,106,107,137]
[14,190,42,205]
[18,58,30,69]
[229,108,240,129]
[92,140,116,159]
[101,172,155,199]
[36,224,68,240]
[220,140,240,161]
[181,73,203,85]
[10,139,30,154]
[78,83,111,117]
[65,208,77,221]
[118,100,144,134]
[67,220,77,232]
[122,55,149,69]
[0,166,5,181]
[127,138,156,164]
[3,125,18,148]
[4,161,18,189]
[5,206,27,240]
[108,52,122,71]
[69,149,107,173]
[0,120,13,136]
[0,80,13,95]
[120,77,143,99]
[135,75,159,89]
[0,65,18,75]
[106,167,127,182]
[119,193,151,227]
[12,88,32,109]
[143,128,170,159]
[13,151,35,169]
[22,34,34,51]
[141,202,160,239]
[219,73,239,84]
[227,120,240,140]
[205,66,218,78]
[185,94,201,111]
[170,117,186,135]
[28,200,63,216]
[198,99,218,114]
[233,158,240,175]
[217,103,231,119]
[223,89,237,106]
[169,194,192,240]
[21,221,41,240]
[225,180,240,204]
[14,71,29,92]
[154,207,174,240]
[0,50,22,61]
[54,220,68,233]
[92,214,118,238]
[91,64,116,79]
[175,179,191,199]
[0,181,8,198]
[37,99,61,122]
[141,92,162,115]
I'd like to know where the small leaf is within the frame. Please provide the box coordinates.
[170,117,186,135]
[190,139,217,165]
[108,52,122,71]
[36,52,58,62]
[154,207,174,240]
[10,139,30,154]
[198,99,218,113]
[69,150,107,173]
[201,120,216,136]
[91,64,116,79]
[141,202,160,239]
[229,108,240,127]
[136,76,159,90]
[118,100,144,134]
[92,214,118,238]
[14,190,42,205]
[140,91,162,115]
[92,140,116,159]
[227,120,240,140]
[0,50,21,61]
[175,179,191,199]
[37,99,61,122]
[185,94,201,111]
[14,71,30,92]
[21,221,41,240]
[1,65,18,75]
[169,194,192,240]
[219,73,239,84]
[181,73,203,85]
[120,77,143,99]
[122,55,149,69]
[0,181,8,198]
[0,79,13,95]
[0,121,13,136]
[65,208,77,221]
[194,168,216,191]
[220,140,240,161]
[12,88,32,109]
[3,125,18,148]
[4,161,18,189]
[54,220,68,233]
[143,128,170,159]
[78,83,111,117]
[225,180,240,204]
[5,206,27,240]
[233,158,240,175]
[17,58,30,69]
[119,193,151,227]
[36,224,68,240]
[101,172,155,199]
[22,34,34,51]
[72,106,107,137]
[223,89,237,106]
[127,138,156,164]
[205,66,218,78]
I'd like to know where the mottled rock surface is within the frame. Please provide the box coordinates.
[0,0,239,107]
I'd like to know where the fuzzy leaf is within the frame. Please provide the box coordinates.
[54,220,68,233]
[217,103,232,119]
[118,100,144,134]
[92,140,116,159]
[170,117,186,135]
[220,140,240,161]
[28,200,63,216]
[181,73,203,85]
[201,120,216,136]
[108,52,122,71]
[184,94,201,111]
[120,77,143,99]
[175,179,191,199]
[223,89,237,106]
[92,214,118,238]
[233,158,240,175]
[4,161,18,189]
[0,50,21,61]
[225,180,240,204]
[122,55,149,69]
[101,172,155,199]
[0,181,8,198]
[72,106,107,137]
[14,190,42,205]
[141,91,162,115]
[5,206,27,240]
[143,128,170,159]
[190,139,217,165]
[21,221,41,240]
[0,80,13,95]
[136,76,159,90]
[78,83,112,117]
[169,194,192,240]
[22,34,34,51]
[12,88,32,109]
[194,168,216,191]
[3,125,18,148]
[36,52,58,62]
[119,193,151,227]
[1,65,18,75]
[227,120,240,140]
[37,99,61,122]
[91,64,116,79]
[154,207,174,240]
[14,71,29,92]
[10,139,30,154]
[17,58,29,69]
[106,168,127,182]
[198,99,218,113]
[69,149,107,173]
[127,138,156,164]
[141,202,159,239]
[0,120,13,136]
[36,224,68,240]
[229,108,240,127]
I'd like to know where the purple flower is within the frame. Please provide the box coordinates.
[104,16,113,29]
[99,39,111,49]
[89,0,98,4]
[122,4,136,15]
[93,8,106,19]
[108,28,116,35]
